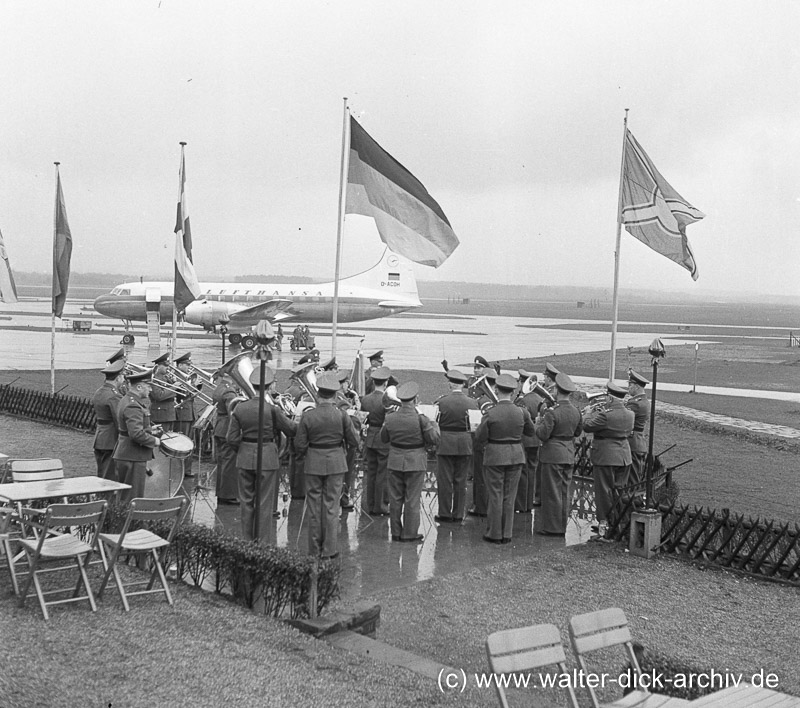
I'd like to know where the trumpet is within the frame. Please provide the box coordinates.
[151,372,213,406]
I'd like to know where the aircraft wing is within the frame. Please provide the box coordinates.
[228,299,294,322]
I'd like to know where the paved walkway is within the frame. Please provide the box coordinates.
[656,401,800,440]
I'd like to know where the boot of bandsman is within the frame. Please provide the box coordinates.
[149,352,176,433]
[359,366,392,515]
[625,370,650,487]
[93,360,125,482]
[515,369,543,513]
[474,374,534,544]
[533,373,583,537]
[434,369,479,523]
[381,381,440,542]
[364,350,384,395]
[583,381,634,540]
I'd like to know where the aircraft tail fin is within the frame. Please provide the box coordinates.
[343,250,421,306]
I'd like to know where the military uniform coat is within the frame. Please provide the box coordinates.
[534,400,583,464]
[212,380,238,438]
[436,391,478,456]
[625,394,650,455]
[474,400,533,466]
[380,403,440,471]
[227,397,297,470]
[583,399,634,466]
[360,390,390,451]
[113,392,159,462]
[517,392,544,449]
[295,401,359,475]
[149,378,176,424]
[93,382,121,451]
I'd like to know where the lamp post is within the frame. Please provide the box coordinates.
[692,342,699,394]
[645,337,666,509]
[253,319,275,543]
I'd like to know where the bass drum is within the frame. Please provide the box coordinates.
[144,433,194,497]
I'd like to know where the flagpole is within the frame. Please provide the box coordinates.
[170,142,187,362]
[331,97,350,359]
[608,109,629,382]
[50,162,61,395]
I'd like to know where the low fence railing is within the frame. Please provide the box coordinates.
[0,384,95,432]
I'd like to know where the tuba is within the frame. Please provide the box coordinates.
[215,352,257,399]
[469,374,499,413]
[289,360,319,416]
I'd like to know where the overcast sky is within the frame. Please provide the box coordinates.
[2,1,799,298]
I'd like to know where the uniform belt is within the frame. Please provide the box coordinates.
[593,434,628,440]
[308,442,343,449]
[633,426,645,433]
[488,439,521,445]
[392,442,425,449]
[96,419,113,425]
[118,431,129,437]
[441,426,469,432]
[242,436,274,443]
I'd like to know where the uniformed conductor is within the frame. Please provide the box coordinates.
[380,381,440,542]
[295,374,359,559]
[625,370,650,486]
[113,369,162,504]
[434,370,479,523]
[583,381,635,537]
[533,373,583,536]
[475,373,535,544]
[92,360,125,481]
[227,367,297,543]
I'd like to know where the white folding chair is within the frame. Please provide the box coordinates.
[17,500,108,620]
[486,623,579,708]
[98,497,186,611]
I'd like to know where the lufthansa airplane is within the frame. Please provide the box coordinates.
[93,250,422,343]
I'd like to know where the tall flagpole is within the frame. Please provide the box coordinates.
[50,162,60,395]
[331,97,350,358]
[608,109,629,382]
[171,142,186,362]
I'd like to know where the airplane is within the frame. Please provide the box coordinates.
[93,249,423,348]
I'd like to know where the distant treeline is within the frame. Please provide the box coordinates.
[10,271,799,306]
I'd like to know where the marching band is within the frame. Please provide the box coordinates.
[93,344,652,555]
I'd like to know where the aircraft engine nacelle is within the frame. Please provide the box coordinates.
[183,300,233,329]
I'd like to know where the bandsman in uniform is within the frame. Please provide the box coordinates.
[149,352,176,433]
[295,374,359,559]
[475,374,535,544]
[106,347,128,395]
[467,355,490,397]
[359,367,392,515]
[317,357,338,373]
[297,349,320,366]
[335,369,362,510]
[583,381,635,538]
[364,351,384,395]
[173,351,199,478]
[515,369,544,512]
[533,373,583,536]
[211,370,240,505]
[227,367,297,543]
[542,363,560,395]
[380,381,440,542]
[434,370,479,523]
[113,369,163,504]
[92,360,125,481]
[625,370,650,486]
[468,366,497,518]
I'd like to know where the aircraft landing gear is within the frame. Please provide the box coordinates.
[228,333,242,346]
[241,334,256,350]
[121,333,135,345]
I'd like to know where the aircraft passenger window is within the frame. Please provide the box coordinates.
[273,291,279,296]
[120,289,130,296]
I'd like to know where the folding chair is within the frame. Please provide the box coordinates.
[17,500,108,620]
[486,623,579,708]
[9,458,64,483]
[569,608,689,708]
[97,497,186,611]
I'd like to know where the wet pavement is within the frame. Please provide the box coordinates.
[181,457,592,602]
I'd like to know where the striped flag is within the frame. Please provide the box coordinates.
[346,116,459,268]
[173,145,201,313]
[620,130,705,280]
[0,227,18,303]
[52,168,72,318]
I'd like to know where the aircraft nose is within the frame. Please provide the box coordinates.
[93,294,114,316]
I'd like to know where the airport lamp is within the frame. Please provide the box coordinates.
[645,338,666,508]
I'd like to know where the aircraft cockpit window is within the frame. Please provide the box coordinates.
[273,291,279,296]
[111,288,120,295]
[116,288,130,296]
[258,291,265,296]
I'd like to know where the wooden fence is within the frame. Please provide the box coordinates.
[0,384,95,432]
